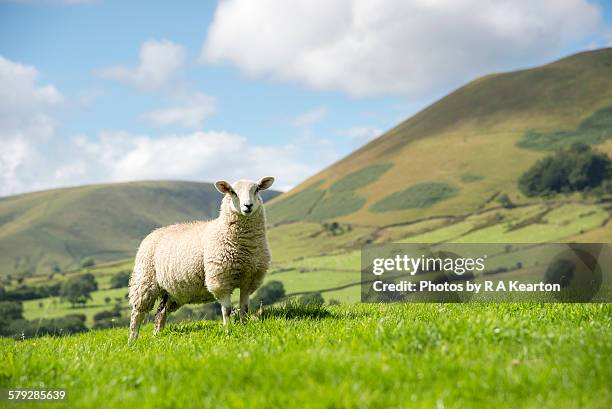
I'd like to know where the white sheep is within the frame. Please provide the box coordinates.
[127,177,275,344]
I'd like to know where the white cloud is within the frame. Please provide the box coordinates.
[95,40,186,91]
[340,126,382,142]
[0,56,63,195]
[97,39,216,129]
[0,56,323,196]
[0,138,46,195]
[142,91,216,128]
[0,55,62,122]
[292,106,328,127]
[1,127,323,196]
[202,0,603,97]
[67,131,320,191]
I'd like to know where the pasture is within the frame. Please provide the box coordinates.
[2,303,610,409]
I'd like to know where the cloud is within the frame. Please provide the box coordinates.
[95,39,186,91]
[292,106,327,127]
[142,91,216,128]
[97,39,216,129]
[0,55,62,121]
[0,56,325,196]
[0,56,63,195]
[65,131,321,191]
[2,128,324,196]
[339,126,382,142]
[202,0,603,97]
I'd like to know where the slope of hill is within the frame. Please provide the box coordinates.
[0,181,281,275]
[267,47,612,226]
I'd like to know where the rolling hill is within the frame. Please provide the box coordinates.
[0,181,281,275]
[2,48,611,279]
[267,47,612,226]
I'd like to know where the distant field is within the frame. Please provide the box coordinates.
[18,200,611,327]
[2,303,610,409]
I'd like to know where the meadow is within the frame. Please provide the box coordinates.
[1,303,610,409]
[13,200,610,327]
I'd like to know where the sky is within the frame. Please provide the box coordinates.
[0,0,611,195]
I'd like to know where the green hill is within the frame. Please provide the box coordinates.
[267,47,612,227]
[0,181,281,276]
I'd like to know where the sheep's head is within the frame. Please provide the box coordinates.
[215,177,275,216]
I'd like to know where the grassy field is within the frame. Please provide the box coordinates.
[17,200,610,326]
[2,303,611,409]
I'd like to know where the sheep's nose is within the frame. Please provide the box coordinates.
[243,203,253,213]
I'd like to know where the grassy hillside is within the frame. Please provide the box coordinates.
[0,181,280,276]
[2,303,610,409]
[267,48,612,226]
[16,201,609,328]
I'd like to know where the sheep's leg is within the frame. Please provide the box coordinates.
[220,294,232,326]
[239,288,249,323]
[128,287,158,345]
[154,293,172,335]
[129,309,147,345]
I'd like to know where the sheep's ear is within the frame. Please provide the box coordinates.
[215,180,233,195]
[258,177,275,191]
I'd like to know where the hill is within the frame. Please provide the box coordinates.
[0,181,281,275]
[267,48,612,226]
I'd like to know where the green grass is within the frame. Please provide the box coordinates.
[370,182,459,212]
[457,203,609,243]
[266,181,325,225]
[1,303,610,409]
[329,163,394,193]
[308,191,366,220]
[285,251,360,272]
[267,222,374,264]
[460,173,484,183]
[23,287,129,325]
[516,106,612,150]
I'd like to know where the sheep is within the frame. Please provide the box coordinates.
[127,176,275,344]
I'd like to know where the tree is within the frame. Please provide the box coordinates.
[0,301,24,335]
[81,257,95,268]
[60,274,98,308]
[79,273,99,292]
[252,281,285,306]
[496,193,515,209]
[0,301,24,322]
[519,143,611,197]
[110,270,131,289]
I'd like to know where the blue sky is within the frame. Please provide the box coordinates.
[0,0,611,195]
